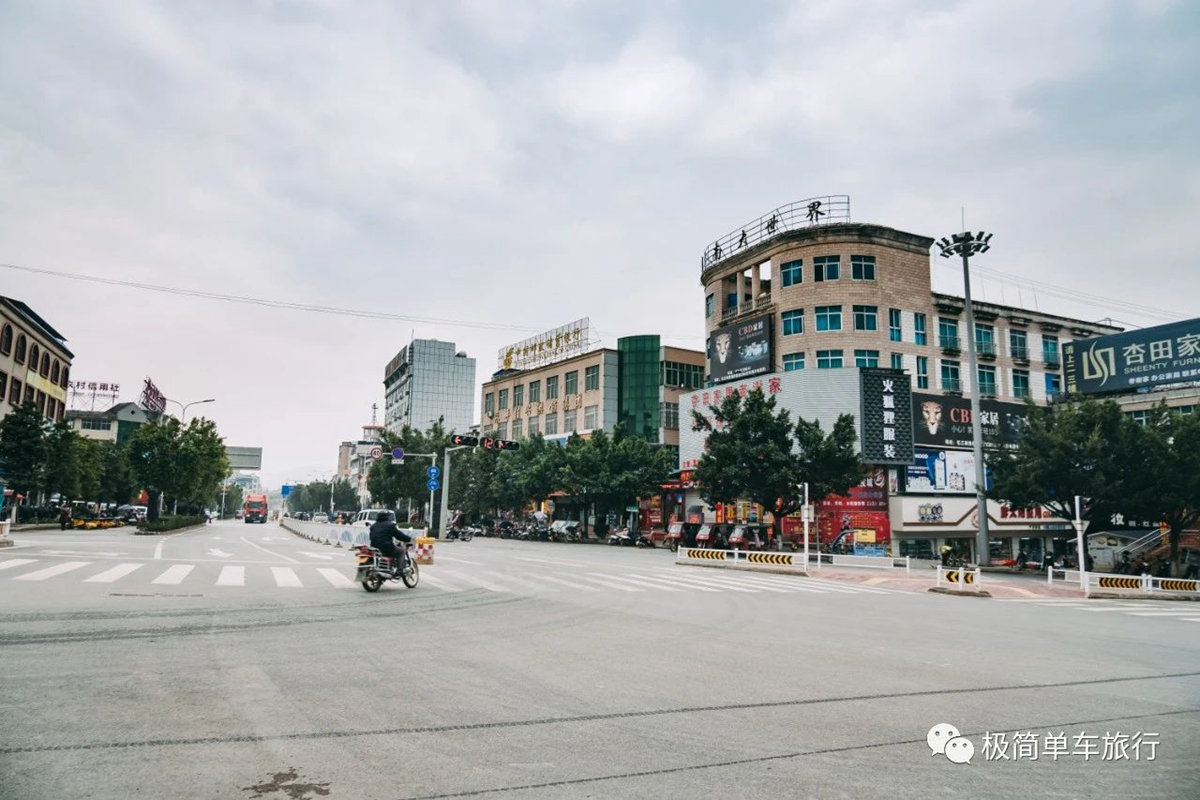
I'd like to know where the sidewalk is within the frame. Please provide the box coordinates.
[805,564,1085,599]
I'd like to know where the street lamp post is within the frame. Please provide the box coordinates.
[163,398,215,514]
[937,230,994,567]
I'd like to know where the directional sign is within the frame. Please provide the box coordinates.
[426,478,441,492]
[392,447,405,460]
[426,466,441,480]
[281,484,293,497]
[369,446,384,461]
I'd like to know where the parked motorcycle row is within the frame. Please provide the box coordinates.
[444,518,662,548]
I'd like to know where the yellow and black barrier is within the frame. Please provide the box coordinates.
[1098,576,1142,590]
[943,569,975,585]
[685,549,726,561]
[1157,579,1199,593]
[747,552,793,566]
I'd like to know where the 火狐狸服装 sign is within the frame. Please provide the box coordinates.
[859,369,913,465]
[708,314,772,384]
[912,393,1027,451]
[1063,317,1200,395]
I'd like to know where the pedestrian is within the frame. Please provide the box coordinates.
[1185,549,1200,580]
[1015,548,1027,570]
[58,506,70,531]
[1085,552,1094,573]
[1118,551,1131,575]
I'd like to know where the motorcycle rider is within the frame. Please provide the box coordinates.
[369,511,414,576]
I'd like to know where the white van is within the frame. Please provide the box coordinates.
[352,509,390,533]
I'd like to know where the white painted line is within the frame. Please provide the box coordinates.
[271,567,303,588]
[151,564,195,585]
[657,571,759,593]
[13,561,90,581]
[797,578,882,594]
[484,572,558,592]
[154,529,194,560]
[521,573,599,592]
[316,568,355,588]
[0,559,38,571]
[84,563,144,583]
[517,556,593,568]
[626,573,721,592]
[594,573,683,592]
[417,572,461,592]
[434,555,482,565]
[240,536,299,563]
[439,570,510,592]
[1179,618,1200,622]
[1126,611,1200,617]
[216,566,246,587]
[574,573,641,592]
[706,573,828,593]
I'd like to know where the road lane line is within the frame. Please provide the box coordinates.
[271,567,303,588]
[0,559,38,571]
[83,563,144,583]
[151,564,195,585]
[239,536,300,563]
[522,573,599,592]
[590,573,683,592]
[701,573,826,593]
[154,529,195,560]
[316,568,355,588]
[439,570,510,592]
[417,572,461,592]
[435,555,482,565]
[216,566,246,587]
[14,561,91,581]
[621,572,723,592]
[517,556,593,568]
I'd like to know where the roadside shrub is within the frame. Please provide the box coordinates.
[137,515,206,533]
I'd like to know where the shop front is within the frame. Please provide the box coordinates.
[890,496,1072,564]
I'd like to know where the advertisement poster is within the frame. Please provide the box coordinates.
[859,369,914,465]
[708,314,772,384]
[1063,317,1200,395]
[814,468,890,553]
[912,393,1028,451]
[904,448,992,494]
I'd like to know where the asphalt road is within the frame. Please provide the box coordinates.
[1,518,1197,799]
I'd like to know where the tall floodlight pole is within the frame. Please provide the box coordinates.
[937,230,994,566]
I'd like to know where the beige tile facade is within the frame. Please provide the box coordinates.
[1,296,73,425]
[481,348,616,441]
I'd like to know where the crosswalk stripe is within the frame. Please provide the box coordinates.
[216,566,245,587]
[668,570,792,593]
[594,573,683,592]
[706,573,827,593]
[517,556,593,568]
[271,567,303,588]
[84,563,144,583]
[521,573,600,592]
[575,573,641,592]
[316,568,355,588]
[798,578,880,594]
[440,570,510,592]
[151,564,195,585]
[14,561,91,581]
[0,559,39,572]
[626,573,721,592]
[484,572,558,592]
[655,571,759,593]
[417,572,461,592]
[1126,611,1200,617]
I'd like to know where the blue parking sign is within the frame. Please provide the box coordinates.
[426,466,440,480]
[426,478,441,492]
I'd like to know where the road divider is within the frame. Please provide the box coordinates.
[932,565,987,596]
[1049,567,1200,598]
[676,547,807,575]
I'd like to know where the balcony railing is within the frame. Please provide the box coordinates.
[1011,346,1030,362]
[940,335,961,353]
[975,340,997,359]
[1013,387,1031,400]
[942,377,962,392]
[979,384,998,398]
[701,196,851,273]
[720,294,775,324]
[1043,351,1061,368]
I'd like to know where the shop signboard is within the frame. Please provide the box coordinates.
[859,369,914,465]
[707,314,772,384]
[1063,317,1200,395]
[139,377,167,414]
[812,468,891,550]
[905,447,992,494]
[912,393,1028,451]
[498,318,590,371]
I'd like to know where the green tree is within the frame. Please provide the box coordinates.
[175,418,229,513]
[1129,405,1200,576]
[219,483,244,518]
[601,425,673,519]
[0,403,47,505]
[129,417,183,521]
[97,441,136,506]
[794,414,865,506]
[331,479,359,514]
[555,432,603,532]
[367,421,453,527]
[42,422,83,503]
[76,437,102,505]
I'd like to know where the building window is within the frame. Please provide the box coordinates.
[511,418,523,439]
[564,409,577,433]
[1045,373,1062,397]
[1042,334,1060,366]
[941,360,961,391]
[813,255,840,282]
[889,309,902,342]
[939,319,959,349]
[1012,369,1030,399]
[916,356,929,389]
[585,365,599,391]
[0,324,11,355]
[783,353,805,371]
[546,376,559,399]
[855,350,879,368]
[977,365,997,396]
[82,418,112,431]
[0,370,6,401]
[15,334,26,364]
[498,389,508,410]
[1177,405,1196,416]
[705,294,714,318]
[585,404,599,430]
[1010,329,1028,361]
[565,371,578,395]
[782,309,804,336]
[659,403,677,430]
[851,255,876,281]
[545,413,558,435]
[891,353,903,370]
[495,421,507,439]
[35,390,45,415]
[781,259,802,287]
[528,416,540,436]
[39,352,49,377]
[815,305,842,331]
[1128,409,1150,426]
[9,378,21,405]
[484,393,494,415]
[975,323,995,356]
[817,349,843,369]
[29,345,39,374]
[51,361,60,384]
[914,313,927,345]
[853,305,878,331]
[513,384,524,407]
[662,361,704,389]
[529,380,541,403]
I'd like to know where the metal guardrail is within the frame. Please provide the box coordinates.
[700,196,851,273]
[812,552,910,573]
[935,565,982,592]
[676,547,808,573]
[1049,567,1200,597]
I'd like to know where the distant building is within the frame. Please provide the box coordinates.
[228,472,262,496]
[347,424,384,507]
[1,295,74,425]
[65,402,152,443]
[336,441,354,479]
[383,340,476,435]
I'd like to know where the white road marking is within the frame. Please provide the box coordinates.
[484,572,558,592]
[1126,611,1200,617]
[271,567,303,588]
[316,568,355,587]
[154,529,194,560]
[83,563,144,583]
[0,559,38,571]
[14,561,91,581]
[151,564,195,585]
[517,556,593,568]
[655,571,759,593]
[588,573,682,592]
[216,566,245,587]
[208,549,233,558]
[240,536,299,563]
[626,573,722,592]
[707,573,827,593]
[434,555,482,565]
[38,550,126,557]
[417,572,461,592]
[574,573,641,592]
[521,573,599,592]
[440,570,509,592]
[300,552,336,561]
[799,577,885,594]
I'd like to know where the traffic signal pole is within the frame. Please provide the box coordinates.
[438,445,473,539]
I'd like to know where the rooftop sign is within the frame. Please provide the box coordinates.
[701,196,851,271]
[498,318,590,371]
[1063,317,1200,395]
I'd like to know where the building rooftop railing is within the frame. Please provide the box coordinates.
[701,196,851,273]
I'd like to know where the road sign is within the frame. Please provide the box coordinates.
[392,447,405,460]
[391,457,405,465]
[369,446,383,460]
[281,484,292,497]
[426,478,441,492]
[426,466,440,480]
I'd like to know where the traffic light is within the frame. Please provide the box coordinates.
[481,438,520,451]
[451,435,479,447]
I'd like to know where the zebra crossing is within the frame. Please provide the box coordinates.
[997,597,1200,624]
[0,554,901,597]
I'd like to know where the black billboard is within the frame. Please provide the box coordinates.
[859,369,914,465]
[912,393,1028,451]
[708,314,772,384]
[1063,317,1200,395]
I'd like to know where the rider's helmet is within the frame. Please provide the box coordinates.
[378,510,394,522]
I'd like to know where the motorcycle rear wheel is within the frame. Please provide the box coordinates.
[362,573,383,592]
[461,532,473,542]
[402,561,420,588]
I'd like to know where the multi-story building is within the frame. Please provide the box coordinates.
[65,403,152,443]
[346,424,384,507]
[383,340,476,435]
[1,295,73,424]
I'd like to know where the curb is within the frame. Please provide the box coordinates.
[134,523,207,536]
[928,587,992,598]
[1087,592,1200,602]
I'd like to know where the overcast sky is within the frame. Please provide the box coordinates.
[2,1,1197,488]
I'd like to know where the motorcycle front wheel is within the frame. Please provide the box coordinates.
[461,532,473,542]
[402,561,420,588]
[362,573,383,592]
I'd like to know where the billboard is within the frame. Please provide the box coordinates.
[905,447,993,494]
[708,314,772,384]
[139,377,167,414]
[912,393,1028,451]
[225,446,263,471]
[1063,317,1200,395]
[498,318,590,371]
[859,369,914,465]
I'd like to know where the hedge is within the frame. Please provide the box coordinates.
[137,515,206,533]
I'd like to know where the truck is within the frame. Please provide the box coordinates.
[243,494,269,524]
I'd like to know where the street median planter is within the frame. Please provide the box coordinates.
[135,515,207,534]
[928,586,992,598]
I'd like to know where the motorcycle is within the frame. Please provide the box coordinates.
[354,544,419,592]
[608,527,632,546]
[446,526,474,542]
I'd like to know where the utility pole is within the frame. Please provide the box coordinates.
[937,230,994,566]
[438,445,472,539]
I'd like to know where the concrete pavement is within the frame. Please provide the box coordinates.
[1,518,1197,799]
